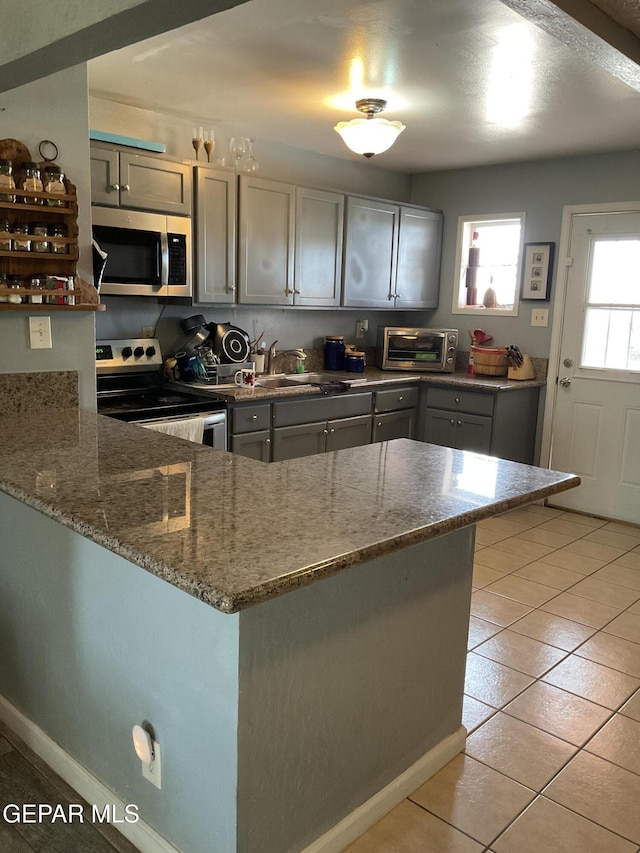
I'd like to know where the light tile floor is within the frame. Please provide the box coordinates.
[1,505,639,852]
[347,505,640,853]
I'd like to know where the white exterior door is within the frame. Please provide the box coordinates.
[547,207,640,523]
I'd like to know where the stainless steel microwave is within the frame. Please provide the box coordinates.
[376,327,458,372]
[92,206,192,297]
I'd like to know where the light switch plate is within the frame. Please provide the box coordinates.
[531,308,549,327]
[29,316,52,348]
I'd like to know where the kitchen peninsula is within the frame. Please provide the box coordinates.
[0,406,579,853]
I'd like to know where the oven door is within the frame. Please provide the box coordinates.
[134,411,227,449]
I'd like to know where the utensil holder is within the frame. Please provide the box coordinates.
[507,354,536,380]
[471,345,508,376]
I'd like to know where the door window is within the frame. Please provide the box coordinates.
[582,237,640,372]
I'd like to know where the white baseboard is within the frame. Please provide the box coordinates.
[0,694,181,853]
[301,726,467,853]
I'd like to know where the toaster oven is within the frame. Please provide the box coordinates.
[376,327,458,372]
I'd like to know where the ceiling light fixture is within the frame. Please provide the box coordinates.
[334,98,405,159]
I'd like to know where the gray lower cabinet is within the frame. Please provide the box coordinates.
[271,392,373,462]
[372,386,418,442]
[422,385,540,463]
[229,403,272,461]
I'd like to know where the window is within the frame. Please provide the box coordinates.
[452,213,525,316]
[581,237,640,372]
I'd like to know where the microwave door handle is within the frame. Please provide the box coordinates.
[159,231,169,289]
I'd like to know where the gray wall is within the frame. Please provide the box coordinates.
[0,65,97,409]
[410,148,640,358]
[0,491,240,853]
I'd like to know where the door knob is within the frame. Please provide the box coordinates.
[559,377,572,387]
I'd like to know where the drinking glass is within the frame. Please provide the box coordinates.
[243,138,259,173]
[192,127,203,161]
[203,130,215,163]
[229,137,246,170]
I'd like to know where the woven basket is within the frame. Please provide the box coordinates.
[472,345,508,376]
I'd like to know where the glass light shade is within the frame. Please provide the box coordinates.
[334,117,406,158]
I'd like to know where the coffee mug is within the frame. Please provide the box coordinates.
[235,368,256,388]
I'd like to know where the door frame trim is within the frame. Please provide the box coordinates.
[540,200,640,468]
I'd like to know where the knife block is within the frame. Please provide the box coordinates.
[507,354,536,380]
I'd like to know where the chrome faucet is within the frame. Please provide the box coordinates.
[267,342,307,375]
[267,340,279,374]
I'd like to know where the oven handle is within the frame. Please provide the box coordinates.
[160,231,169,289]
[131,411,226,427]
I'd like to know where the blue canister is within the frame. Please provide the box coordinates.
[344,350,366,373]
[324,336,345,371]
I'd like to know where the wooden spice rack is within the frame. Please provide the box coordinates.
[0,138,104,312]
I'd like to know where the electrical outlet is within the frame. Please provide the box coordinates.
[142,742,162,789]
[29,316,52,349]
[531,308,549,327]
[355,319,368,340]
[141,326,154,338]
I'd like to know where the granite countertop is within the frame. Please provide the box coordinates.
[175,368,546,403]
[0,408,579,614]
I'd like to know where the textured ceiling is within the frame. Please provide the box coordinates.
[88,0,640,174]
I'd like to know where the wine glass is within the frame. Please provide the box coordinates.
[203,130,215,163]
[243,138,259,173]
[229,137,246,170]
[192,127,203,161]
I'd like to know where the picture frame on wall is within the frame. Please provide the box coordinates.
[521,242,555,300]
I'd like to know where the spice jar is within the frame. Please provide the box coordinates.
[20,162,43,204]
[45,275,65,304]
[0,219,11,251]
[11,222,30,251]
[344,350,366,373]
[6,277,24,303]
[30,222,49,252]
[0,159,16,203]
[0,272,8,302]
[324,335,345,371]
[48,223,68,254]
[43,165,66,206]
[28,276,44,304]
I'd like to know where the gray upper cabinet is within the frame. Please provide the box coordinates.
[90,143,192,215]
[194,167,236,303]
[343,195,442,309]
[238,175,296,305]
[395,207,442,309]
[294,187,343,307]
[343,196,400,308]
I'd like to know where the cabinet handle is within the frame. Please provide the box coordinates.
[293,288,301,295]
[388,293,394,300]
[323,429,329,435]
[457,420,462,426]
[227,284,236,293]
[377,421,382,427]
[395,293,402,299]
[449,419,455,425]
[330,428,335,433]
[266,438,271,444]
[455,397,460,404]
[111,183,120,192]
[398,395,403,401]
[122,184,131,192]
[251,415,258,421]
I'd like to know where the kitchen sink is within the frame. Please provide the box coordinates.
[284,372,349,384]
[256,376,311,388]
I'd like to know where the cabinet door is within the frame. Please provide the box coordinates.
[90,147,119,207]
[238,176,295,305]
[231,430,272,462]
[372,409,415,443]
[271,421,326,461]
[326,415,372,452]
[343,196,399,307]
[119,153,192,215]
[395,208,442,309]
[455,414,493,455]
[423,407,457,448]
[294,187,343,307]
[195,168,236,303]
